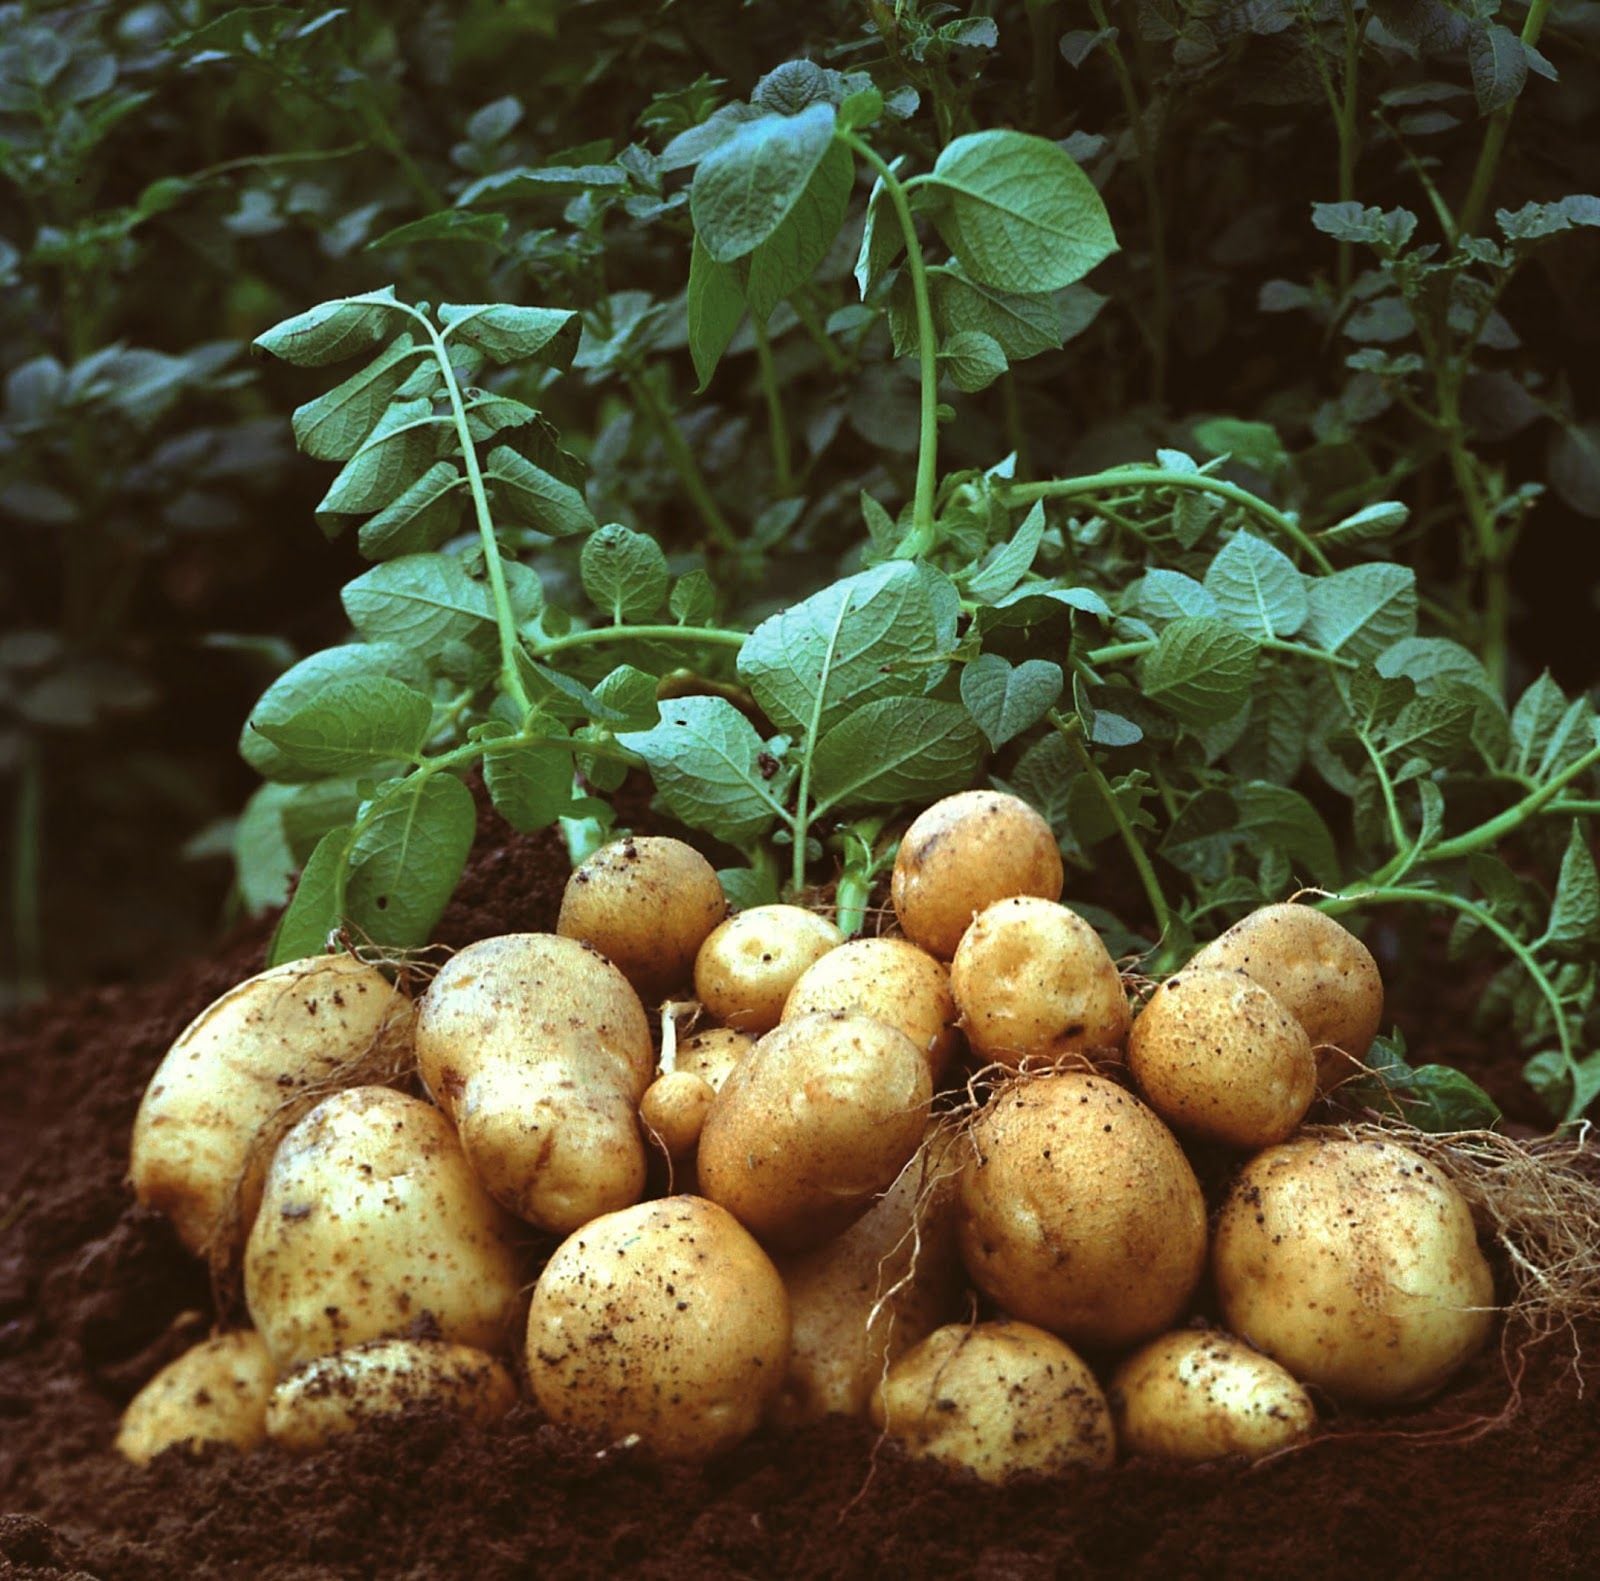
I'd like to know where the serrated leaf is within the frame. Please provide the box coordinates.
[810,698,986,812]
[316,398,442,520]
[291,335,428,461]
[1138,618,1259,728]
[437,304,581,369]
[485,445,596,537]
[255,676,433,775]
[267,825,353,966]
[965,501,1045,602]
[1304,563,1417,661]
[1203,530,1308,638]
[254,287,404,367]
[745,139,852,322]
[960,655,1063,748]
[581,525,669,622]
[939,328,1008,392]
[345,772,476,948]
[1547,822,1600,952]
[357,462,465,560]
[688,233,745,390]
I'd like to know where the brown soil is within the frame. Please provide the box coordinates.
[3,805,1598,1581]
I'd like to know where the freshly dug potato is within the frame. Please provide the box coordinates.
[676,1026,754,1091]
[782,937,958,1079]
[244,1086,522,1374]
[892,791,1065,959]
[871,1321,1114,1482]
[525,1195,790,1460]
[416,933,653,1231]
[557,836,727,1001]
[1213,1135,1495,1405]
[1109,1330,1316,1463]
[266,1340,517,1452]
[950,897,1132,1068]
[130,953,411,1257]
[1127,968,1316,1148]
[115,1330,275,1465]
[694,905,842,1033]
[959,1073,1207,1349]
[640,1070,716,1160]
[1188,904,1383,1089]
[698,1012,933,1251]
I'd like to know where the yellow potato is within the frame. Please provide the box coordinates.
[115,1330,275,1465]
[694,905,842,1033]
[640,1070,717,1160]
[676,1026,754,1091]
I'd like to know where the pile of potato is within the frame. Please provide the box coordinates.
[118,793,1496,1481]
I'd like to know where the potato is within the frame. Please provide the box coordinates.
[244,1086,522,1374]
[891,791,1065,959]
[1127,968,1315,1148]
[694,905,842,1033]
[698,1012,933,1251]
[416,933,653,1231]
[1213,1135,1495,1405]
[1109,1330,1315,1463]
[640,1070,716,1160]
[557,836,727,1002]
[871,1321,1114,1483]
[115,1330,275,1465]
[782,937,958,1079]
[959,1073,1207,1349]
[676,1026,754,1091]
[130,953,411,1257]
[525,1195,790,1460]
[949,897,1130,1069]
[266,1340,517,1451]
[1188,904,1383,1089]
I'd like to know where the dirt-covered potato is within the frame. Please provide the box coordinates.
[694,905,842,1033]
[266,1340,517,1452]
[949,897,1131,1068]
[782,937,958,1079]
[959,1073,1207,1349]
[244,1086,522,1374]
[891,791,1065,959]
[676,1026,754,1091]
[130,953,412,1257]
[640,1070,716,1160]
[115,1331,275,1465]
[557,836,727,1002]
[1127,968,1316,1148]
[871,1321,1115,1482]
[1109,1330,1316,1463]
[1188,904,1384,1089]
[525,1195,790,1460]
[1213,1135,1495,1405]
[698,1012,933,1251]
[416,933,653,1231]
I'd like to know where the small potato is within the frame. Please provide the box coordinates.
[130,953,412,1257]
[676,1026,754,1091]
[1189,904,1383,1089]
[782,937,958,1079]
[950,897,1130,1068]
[525,1195,790,1460]
[694,905,842,1033]
[698,1012,933,1251]
[115,1331,275,1465]
[871,1321,1114,1483]
[959,1073,1207,1350]
[892,791,1065,959]
[558,836,727,1002]
[1213,1135,1495,1405]
[640,1070,716,1160]
[244,1086,522,1374]
[266,1340,517,1452]
[1110,1330,1316,1464]
[1128,969,1315,1148]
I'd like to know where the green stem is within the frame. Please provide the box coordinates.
[792,595,855,892]
[1458,0,1554,240]
[752,320,793,493]
[1335,3,1368,295]
[626,372,737,550]
[1358,731,1410,856]
[528,623,747,659]
[1087,635,1358,671]
[792,292,850,373]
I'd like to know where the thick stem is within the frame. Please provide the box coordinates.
[626,372,737,550]
[1435,370,1508,691]
[1458,0,1554,239]
[752,320,793,493]
[529,623,747,659]
[1335,3,1367,294]
[1087,635,1357,671]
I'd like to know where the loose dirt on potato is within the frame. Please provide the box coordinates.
[3,803,1599,1581]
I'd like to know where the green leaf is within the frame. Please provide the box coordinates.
[344,554,502,650]
[233,783,298,913]
[1346,1035,1502,1131]
[345,773,476,949]
[1384,691,1476,769]
[687,233,746,390]
[456,163,628,205]
[810,698,986,812]
[366,210,509,251]
[1192,417,1288,475]
[357,462,465,560]
[254,287,405,367]
[1162,783,1337,886]
[718,865,781,912]
[1547,822,1600,953]
[928,265,1062,360]
[483,733,577,833]
[1231,678,1311,784]
[485,445,597,537]
[316,398,442,520]
[745,140,853,322]
[855,160,906,296]
[965,501,1046,603]
[437,304,581,368]
[938,329,1008,393]
[580,525,670,622]
[291,335,427,461]
[1467,22,1526,116]
[1138,618,1259,728]
[267,824,352,966]
[1203,531,1308,639]
[256,676,433,776]
[1524,1050,1600,1122]
[1304,564,1418,661]
[670,569,716,626]
[960,655,1063,748]
[1324,500,1409,544]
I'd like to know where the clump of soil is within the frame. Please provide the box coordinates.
[3,806,1599,1580]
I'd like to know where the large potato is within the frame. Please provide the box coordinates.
[244,1086,522,1374]
[871,1321,1114,1482]
[698,1012,933,1251]
[525,1196,790,1460]
[959,1073,1207,1349]
[1213,1135,1495,1405]
[950,897,1130,1068]
[130,954,412,1257]
[694,905,841,1033]
[417,933,653,1231]
[115,1331,275,1465]
[891,791,1064,959]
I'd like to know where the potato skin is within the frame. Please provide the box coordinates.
[1213,1136,1495,1405]
[676,1026,754,1091]
[640,1070,716,1160]
[243,1086,522,1374]
[694,905,842,1033]
[892,791,1065,959]
[115,1331,275,1465]
[871,1321,1114,1482]
[525,1196,790,1460]
[1128,969,1315,1148]
[557,836,727,1002]
[1109,1330,1315,1464]
[959,1074,1207,1349]
[130,954,411,1257]
[417,933,654,1231]
[698,1012,933,1251]
[950,898,1130,1069]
